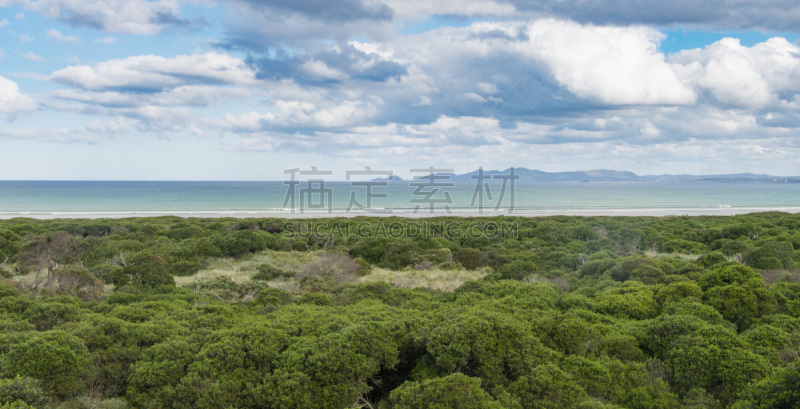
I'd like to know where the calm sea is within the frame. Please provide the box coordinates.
[0,181,798,218]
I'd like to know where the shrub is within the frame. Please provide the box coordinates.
[1,331,91,399]
[389,373,505,409]
[696,251,728,268]
[499,259,538,280]
[254,287,291,307]
[745,241,797,270]
[169,260,204,276]
[253,264,295,281]
[454,248,488,270]
[0,376,49,409]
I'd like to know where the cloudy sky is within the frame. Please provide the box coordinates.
[1,0,800,180]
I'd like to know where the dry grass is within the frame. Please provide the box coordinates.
[645,252,701,261]
[359,266,490,292]
[760,269,800,285]
[176,249,487,292]
[9,270,40,287]
[175,250,320,287]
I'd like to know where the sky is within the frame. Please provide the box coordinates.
[1,0,800,180]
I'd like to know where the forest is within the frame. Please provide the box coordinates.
[0,213,799,408]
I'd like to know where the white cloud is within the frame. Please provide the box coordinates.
[46,29,80,43]
[0,75,37,113]
[0,18,9,27]
[301,60,349,80]
[19,33,34,42]
[49,52,259,91]
[524,20,697,105]
[670,37,800,108]
[23,51,45,61]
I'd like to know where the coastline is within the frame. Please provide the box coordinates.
[2,206,800,219]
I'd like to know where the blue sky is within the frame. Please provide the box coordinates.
[2,0,800,180]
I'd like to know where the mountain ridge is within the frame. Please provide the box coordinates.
[387,168,800,183]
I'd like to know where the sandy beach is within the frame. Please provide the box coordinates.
[3,207,800,219]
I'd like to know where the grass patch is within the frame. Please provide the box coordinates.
[175,250,320,287]
[176,249,488,292]
[360,266,490,292]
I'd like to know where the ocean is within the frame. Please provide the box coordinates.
[0,180,798,218]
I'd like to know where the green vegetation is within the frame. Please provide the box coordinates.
[0,213,799,408]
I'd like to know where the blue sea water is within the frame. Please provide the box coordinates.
[0,181,798,218]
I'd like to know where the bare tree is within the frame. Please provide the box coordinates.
[20,232,82,289]
[353,394,375,409]
[111,251,129,267]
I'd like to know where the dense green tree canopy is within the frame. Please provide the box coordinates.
[0,213,798,408]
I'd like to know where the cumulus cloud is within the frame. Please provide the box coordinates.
[670,37,800,108]
[524,20,697,105]
[204,18,800,158]
[0,75,37,113]
[49,52,259,91]
[0,18,9,27]
[12,0,800,175]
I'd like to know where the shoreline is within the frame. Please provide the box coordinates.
[2,206,799,219]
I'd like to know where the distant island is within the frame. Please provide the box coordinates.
[379,168,800,183]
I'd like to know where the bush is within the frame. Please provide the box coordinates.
[454,248,488,270]
[90,265,123,284]
[389,373,505,409]
[122,250,174,288]
[1,331,91,399]
[499,259,538,280]
[0,376,49,409]
[696,251,728,268]
[254,287,291,306]
[253,264,295,281]
[169,260,204,276]
[745,241,797,270]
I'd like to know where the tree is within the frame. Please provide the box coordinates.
[18,232,82,289]
[509,364,589,409]
[734,364,800,409]
[0,331,90,399]
[0,376,49,409]
[389,373,506,409]
[664,325,770,406]
[744,241,797,270]
[122,250,175,288]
